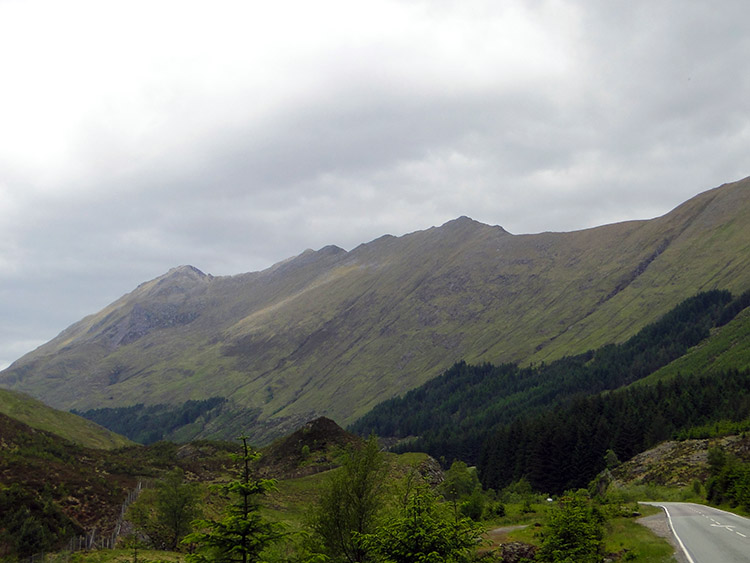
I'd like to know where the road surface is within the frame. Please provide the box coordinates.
[642,502,750,563]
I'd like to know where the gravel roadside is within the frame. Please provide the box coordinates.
[637,510,689,563]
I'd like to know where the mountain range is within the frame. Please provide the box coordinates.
[1,176,749,444]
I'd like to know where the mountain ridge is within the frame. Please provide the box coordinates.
[2,176,749,444]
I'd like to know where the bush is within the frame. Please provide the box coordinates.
[536,494,604,563]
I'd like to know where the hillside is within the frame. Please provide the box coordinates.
[0,388,132,450]
[1,176,749,444]
[633,304,750,386]
[257,416,362,480]
[0,411,238,557]
[611,434,750,487]
[350,290,750,490]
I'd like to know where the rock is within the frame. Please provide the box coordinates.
[498,541,537,563]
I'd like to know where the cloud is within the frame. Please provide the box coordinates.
[0,0,748,367]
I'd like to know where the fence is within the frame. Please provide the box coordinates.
[20,479,147,563]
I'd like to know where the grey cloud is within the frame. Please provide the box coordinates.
[1,1,749,369]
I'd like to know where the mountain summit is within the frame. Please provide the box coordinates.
[2,177,749,443]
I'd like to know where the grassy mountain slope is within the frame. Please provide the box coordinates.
[0,388,132,449]
[1,177,749,444]
[352,290,748,459]
[633,307,750,386]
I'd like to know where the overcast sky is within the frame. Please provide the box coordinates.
[1,0,749,369]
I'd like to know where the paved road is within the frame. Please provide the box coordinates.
[642,502,750,563]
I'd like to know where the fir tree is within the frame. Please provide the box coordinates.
[183,435,283,563]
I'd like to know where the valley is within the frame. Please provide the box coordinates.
[0,177,749,561]
[1,177,749,444]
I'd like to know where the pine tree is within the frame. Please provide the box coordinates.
[183,435,283,563]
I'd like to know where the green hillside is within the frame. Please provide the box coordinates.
[1,177,749,444]
[0,411,238,558]
[634,306,750,386]
[346,290,750,495]
[351,290,748,458]
[0,388,132,449]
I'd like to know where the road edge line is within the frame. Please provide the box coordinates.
[660,505,696,563]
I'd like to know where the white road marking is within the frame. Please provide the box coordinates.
[660,505,696,563]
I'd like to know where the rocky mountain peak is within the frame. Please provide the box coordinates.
[162,264,209,281]
[439,215,509,235]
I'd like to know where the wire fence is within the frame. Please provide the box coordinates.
[18,479,148,563]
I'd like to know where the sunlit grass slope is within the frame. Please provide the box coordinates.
[0,387,133,449]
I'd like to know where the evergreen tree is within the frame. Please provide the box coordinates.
[183,435,283,563]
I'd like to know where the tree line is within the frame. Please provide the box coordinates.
[73,397,227,444]
[705,446,750,511]
[127,435,613,562]
[350,290,749,477]
[124,436,487,562]
[479,367,750,494]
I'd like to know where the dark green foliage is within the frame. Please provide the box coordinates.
[357,481,482,563]
[183,435,284,563]
[536,494,604,563]
[480,368,750,494]
[0,409,236,559]
[309,435,387,563]
[73,397,226,444]
[157,470,202,550]
[438,461,484,521]
[487,501,506,518]
[439,461,480,502]
[128,468,202,550]
[716,289,750,327]
[675,419,750,440]
[459,488,485,521]
[604,450,620,470]
[349,290,750,494]
[705,449,750,510]
[0,484,77,558]
[352,291,737,466]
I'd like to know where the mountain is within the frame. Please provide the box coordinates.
[1,176,749,444]
[0,388,133,449]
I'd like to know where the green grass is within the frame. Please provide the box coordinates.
[485,501,677,562]
[68,548,187,563]
[261,470,332,531]
[603,514,675,562]
[634,308,750,387]
[0,388,133,449]
[260,450,434,531]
